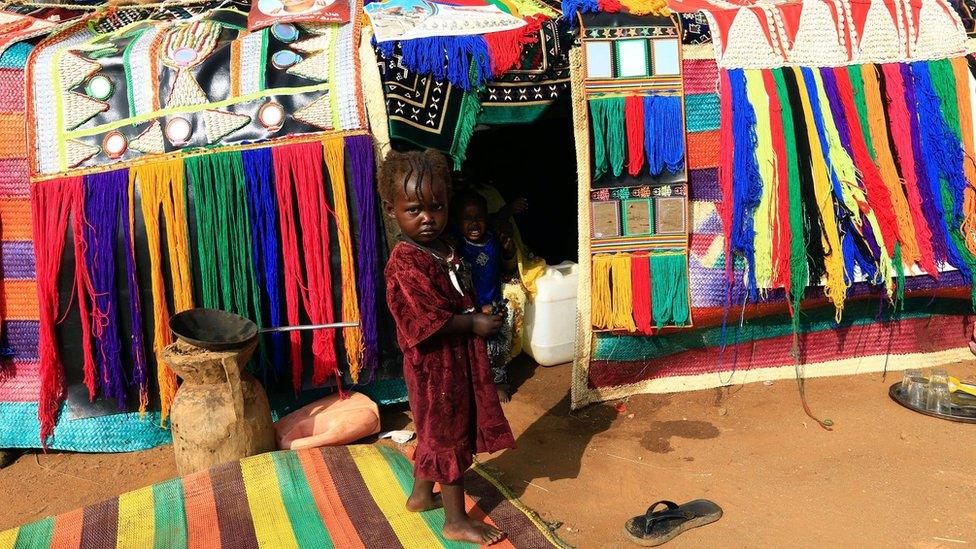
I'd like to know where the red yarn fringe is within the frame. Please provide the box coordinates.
[625,95,645,177]
[483,15,545,77]
[598,0,623,12]
[762,70,791,294]
[70,182,97,400]
[718,70,736,281]
[631,253,653,335]
[31,177,81,448]
[272,142,340,392]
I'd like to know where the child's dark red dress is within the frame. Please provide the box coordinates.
[385,241,516,484]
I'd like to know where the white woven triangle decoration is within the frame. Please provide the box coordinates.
[59,53,101,90]
[130,121,165,154]
[291,35,331,53]
[288,51,329,82]
[166,70,208,108]
[299,23,333,36]
[789,0,848,66]
[856,0,904,63]
[65,139,99,168]
[203,109,250,143]
[912,0,968,59]
[720,9,782,69]
[62,92,109,130]
[293,93,333,130]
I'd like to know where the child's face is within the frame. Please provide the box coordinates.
[457,202,488,243]
[384,173,449,245]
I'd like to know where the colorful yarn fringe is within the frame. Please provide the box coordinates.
[31,178,80,447]
[717,58,976,319]
[347,134,380,383]
[133,160,193,424]
[650,253,689,328]
[322,138,364,383]
[590,93,683,180]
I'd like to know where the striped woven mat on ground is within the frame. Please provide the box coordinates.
[0,445,566,549]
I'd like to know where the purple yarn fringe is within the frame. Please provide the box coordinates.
[346,135,380,382]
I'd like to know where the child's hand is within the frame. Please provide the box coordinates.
[500,233,516,254]
[472,313,504,337]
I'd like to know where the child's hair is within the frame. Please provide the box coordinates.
[451,189,488,218]
[378,149,451,204]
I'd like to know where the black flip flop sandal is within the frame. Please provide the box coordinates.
[624,499,723,546]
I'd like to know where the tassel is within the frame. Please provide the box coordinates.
[727,69,762,298]
[744,69,775,291]
[780,68,827,286]
[865,64,930,273]
[590,254,612,329]
[591,98,609,180]
[883,63,950,270]
[186,152,266,368]
[483,15,544,77]
[645,95,685,176]
[273,142,339,390]
[322,138,364,383]
[771,68,809,335]
[619,0,670,16]
[625,95,645,177]
[630,252,653,334]
[650,253,690,328]
[950,56,976,257]
[894,241,906,310]
[242,148,286,376]
[718,70,735,279]
[610,254,636,332]
[32,177,80,448]
[794,67,848,320]
[83,170,129,410]
[921,60,968,223]
[390,36,493,90]
[70,182,96,401]
[347,134,381,383]
[561,0,600,27]
[123,174,149,413]
[606,97,626,178]
[762,69,792,294]
[134,160,192,424]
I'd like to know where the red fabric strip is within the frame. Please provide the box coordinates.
[762,69,791,293]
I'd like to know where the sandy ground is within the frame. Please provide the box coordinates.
[2,360,976,548]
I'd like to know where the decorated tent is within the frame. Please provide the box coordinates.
[0,0,405,452]
[363,0,976,413]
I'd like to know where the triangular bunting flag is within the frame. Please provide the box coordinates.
[130,121,165,154]
[62,92,109,130]
[203,109,250,144]
[58,52,101,90]
[166,70,208,108]
[65,139,99,168]
[292,93,333,130]
[287,51,329,82]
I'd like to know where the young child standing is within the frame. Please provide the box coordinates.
[381,150,517,545]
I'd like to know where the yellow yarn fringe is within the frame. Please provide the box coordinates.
[745,69,775,290]
[619,0,670,16]
[132,159,194,424]
[860,64,922,268]
[591,254,613,329]
[950,57,976,257]
[322,137,364,383]
[610,253,637,332]
[794,67,848,321]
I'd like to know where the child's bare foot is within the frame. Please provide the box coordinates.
[443,518,505,545]
[496,385,511,403]
[406,491,443,512]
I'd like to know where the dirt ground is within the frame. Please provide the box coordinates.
[2,360,976,548]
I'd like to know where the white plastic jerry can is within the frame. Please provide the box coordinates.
[522,261,579,366]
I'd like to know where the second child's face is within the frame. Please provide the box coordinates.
[458,203,488,243]
[388,174,449,245]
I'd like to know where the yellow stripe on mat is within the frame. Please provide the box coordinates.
[116,486,155,549]
[0,527,18,549]
[348,446,443,549]
[240,454,299,549]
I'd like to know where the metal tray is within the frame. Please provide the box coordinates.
[888,383,976,424]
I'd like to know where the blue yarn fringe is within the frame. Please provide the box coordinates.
[561,0,600,27]
[727,69,762,299]
[242,148,287,377]
[643,95,685,176]
[376,36,492,90]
